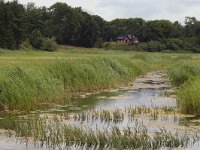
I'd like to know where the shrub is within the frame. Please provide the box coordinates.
[20,40,32,50]
[29,30,43,49]
[95,38,104,48]
[41,38,58,52]
[165,38,183,50]
[104,42,142,51]
[192,48,200,53]
[143,41,166,52]
[104,42,110,50]
[180,37,199,51]
[29,30,57,51]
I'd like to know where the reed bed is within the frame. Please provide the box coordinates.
[72,105,178,124]
[0,49,198,112]
[11,114,199,149]
[168,63,200,86]
[168,60,200,114]
[177,77,200,114]
[1,49,200,114]
[0,56,150,111]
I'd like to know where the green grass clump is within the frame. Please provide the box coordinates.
[0,66,63,111]
[168,63,200,86]
[47,57,149,92]
[0,48,199,112]
[167,59,200,114]
[12,115,196,149]
[177,76,200,114]
[0,55,151,111]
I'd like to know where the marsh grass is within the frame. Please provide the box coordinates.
[0,56,150,111]
[0,49,186,112]
[72,106,178,124]
[168,61,200,114]
[1,49,200,114]
[177,77,200,114]
[10,114,199,149]
[168,63,200,86]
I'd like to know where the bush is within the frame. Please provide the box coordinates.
[192,48,200,53]
[165,38,183,50]
[95,38,104,48]
[143,41,166,52]
[20,40,32,50]
[29,30,57,51]
[181,37,199,51]
[104,42,142,51]
[29,30,43,49]
[104,42,110,50]
[41,38,57,52]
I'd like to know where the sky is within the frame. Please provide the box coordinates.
[13,0,200,23]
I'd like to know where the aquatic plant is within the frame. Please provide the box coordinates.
[71,105,178,124]
[12,115,199,149]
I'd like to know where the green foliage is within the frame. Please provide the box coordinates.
[144,20,177,41]
[29,30,44,49]
[104,42,140,51]
[1,1,200,51]
[13,117,193,149]
[165,38,183,50]
[20,40,32,50]
[95,38,104,48]
[29,30,57,51]
[79,12,99,47]
[168,62,200,114]
[143,41,166,52]
[0,0,25,49]
[0,67,62,110]
[192,48,200,53]
[41,38,57,52]
[0,54,152,111]
[177,77,200,114]
[168,63,200,86]
[109,18,146,41]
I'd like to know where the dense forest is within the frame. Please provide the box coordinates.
[0,0,200,52]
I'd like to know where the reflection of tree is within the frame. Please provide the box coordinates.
[70,92,120,112]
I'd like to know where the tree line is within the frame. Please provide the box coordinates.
[0,0,200,51]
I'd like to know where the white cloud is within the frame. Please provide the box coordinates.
[16,0,200,23]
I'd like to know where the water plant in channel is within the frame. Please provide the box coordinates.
[10,114,200,149]
[72,105,181,124]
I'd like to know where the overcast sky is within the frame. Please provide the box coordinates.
[14,0,200,23]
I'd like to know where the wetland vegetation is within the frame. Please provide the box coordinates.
[0,49,172,111]
[0,48,200,149]
[1,1,200,149]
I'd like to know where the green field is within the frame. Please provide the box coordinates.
[0,47,200,114]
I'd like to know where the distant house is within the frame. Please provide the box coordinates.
[116,35,139,45]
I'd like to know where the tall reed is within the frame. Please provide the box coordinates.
[168,62,200,114]
[12,114,198,149]
[0,56,150,111]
